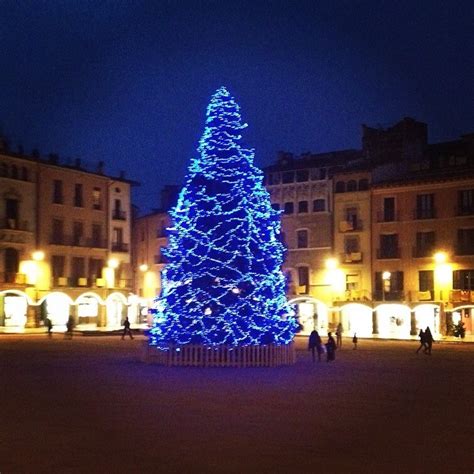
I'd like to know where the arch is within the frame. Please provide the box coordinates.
[75,292,105,305]
[413,303,441,335]
[347,180,357,192]
[105,292,128,305]
[374,303,411,338]
[38,291,74,306]
[288,296,331,335]
[42,292,72,329]
[335,181,345,193]
[339,303,373,337]
[0,289,34,305]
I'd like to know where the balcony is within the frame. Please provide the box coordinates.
[49,235,107,248]
[338,220,363,232]
[456,206,474,216]
[111,242,129,252]
[412,246,435,258]
[377,248,400,259]
[112,210,126,220]
[376,211,399,223]
[450,290,474,303]
[0,272,27,284]
[373,290,405,301]
[414,208,436,220]
[340,252,363,263]
[0,218,30,231]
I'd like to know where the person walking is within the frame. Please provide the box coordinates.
[424,326,434,355]
[336,322,343,349]
[121,316,134,340]
[416,329,426,354]
[45,317,53,338]
[308,330,323,363]
[65,315,74,339]
[352,333,358,350]
[325,332,337,362]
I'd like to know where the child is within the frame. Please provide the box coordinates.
[352,333,358,350]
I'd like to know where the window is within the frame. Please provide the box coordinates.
[416,194,435,219]
[53,180,63,204]
[51,219,64,244]
[344,236,360,254]
[89,258,104,281]
[71,257,85,283]
[112,199,125,219]
[313,199,325,212]
[92,224,102,247]
[345,207,359,230]
[21,167,28,181]
[92,187,102,210]
[5,199,18,222]
[271,203,281,211]
[335,181,345,193]
[297,266,309,287]
[383,197,395,221]
[375,271,404,300]
[453,270,474,290]
[267,172,281,185]
[419,270,434,293]
[457,228,474,255]
[112,227,124,251]
[346,274,360,292]
[458,189,474,215]
[73,221,83,246]
[379,234,399,258]
[358,179,369,190]
[298,201,308,213]
[296,169,309,182]
[297,229,308,248]
[74,183,83,207]
[347,180,357,192]
[283,202,294,214]
[415,231,435,257]
[51,255,65,278]
[282,171,294,184]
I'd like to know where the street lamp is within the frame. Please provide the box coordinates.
[382,271,391,301]
[433,251,450,301]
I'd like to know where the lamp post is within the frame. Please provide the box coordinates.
[382,271,391,301]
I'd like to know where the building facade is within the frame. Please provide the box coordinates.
[0,146,139,332]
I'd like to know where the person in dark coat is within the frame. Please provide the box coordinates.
[308,330,323,362]
[424,326,434,355]
[121,316,134,340]
[336,323,343,349]
[325,332,337,362]
[45,317,53,338]
[352,333,358,350]
[65,315,74,339]
[416,329,426,354]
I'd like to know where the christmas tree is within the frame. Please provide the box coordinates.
[149,86,297,350]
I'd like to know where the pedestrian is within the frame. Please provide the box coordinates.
[45,317,53,338]
[325,332,336,362]
[415,329,426,354]
[121,316,134,340]
[65,315,74,339]
[424,326,434,355]
[352,333,358,350]
[308,330,323,362]
[336,322,343,349]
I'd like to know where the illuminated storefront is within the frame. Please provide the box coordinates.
[289,297,329,335]
[340,303,373,338]
[2,293,28,328]
[43,292,71,332]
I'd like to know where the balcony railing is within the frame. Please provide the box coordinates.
[338,220,363,232]
[0,272,27,284]
[373,290,405,301]
[455,245,474,256]
[0,218,30,231]
[111,242,129,252]
[376,211,400,223]
[414,208,436,219]
[456,206,474,216]
[412,246,435,258]
[49,235,107,248]
[112,210,126,220]
[377,248,400,259]
[339,252,363,263]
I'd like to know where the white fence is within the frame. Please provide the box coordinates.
[142,342,296,367]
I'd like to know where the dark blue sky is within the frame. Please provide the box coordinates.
[1,0,473,213]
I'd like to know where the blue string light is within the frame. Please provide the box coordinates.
[149,86,297,349]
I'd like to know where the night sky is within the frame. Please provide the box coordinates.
[1,0,473,213]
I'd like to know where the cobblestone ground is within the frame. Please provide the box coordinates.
[0,335,473,474]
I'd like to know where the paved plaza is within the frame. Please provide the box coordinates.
[0,335,472,473]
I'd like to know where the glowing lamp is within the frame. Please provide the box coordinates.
[434,252,447,264]
[139,264,148,272]
[108,258,119,269]
[32,250,45,261]
[325,258,338,270]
